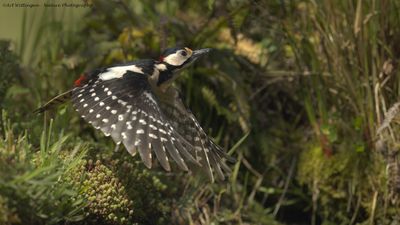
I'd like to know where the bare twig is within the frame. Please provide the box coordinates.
[273,157,297,217]
[349,193,361,225]
[259,70,332,78]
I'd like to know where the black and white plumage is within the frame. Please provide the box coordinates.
[36,47,234,182]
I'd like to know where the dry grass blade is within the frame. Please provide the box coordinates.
[377,102,400,135]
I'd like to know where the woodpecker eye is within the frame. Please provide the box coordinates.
[180,51,187,57]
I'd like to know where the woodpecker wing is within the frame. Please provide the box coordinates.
[156,87,235,181]
[71,69,198,172]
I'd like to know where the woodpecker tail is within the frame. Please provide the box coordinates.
[34,90,73,114]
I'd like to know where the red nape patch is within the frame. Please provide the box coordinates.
[158,56,164,62]
[74,74,87,87]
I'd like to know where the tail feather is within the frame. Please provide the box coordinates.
[34,90,73,114]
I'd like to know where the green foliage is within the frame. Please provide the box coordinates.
[0,41,20,135]
[0,41,19,102]
[297,144,379,224]
[0,113,87,224]
[283,0,400,224]
[0,195,20,225]
[67,155,177,225]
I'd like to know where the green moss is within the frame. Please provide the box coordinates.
[67,152,178,225]
[77,159,135,224]
[298,146,341,184]
[297,142,390,223]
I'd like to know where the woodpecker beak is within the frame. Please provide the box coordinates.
[182,48,212,68]
[191,48,212,60]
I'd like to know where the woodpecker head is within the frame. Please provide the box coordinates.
[154,47,211,87]
[158,47,212,68]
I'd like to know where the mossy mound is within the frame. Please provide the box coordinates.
[67,151,179,225]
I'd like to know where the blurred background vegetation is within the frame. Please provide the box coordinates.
[1,0,400,224]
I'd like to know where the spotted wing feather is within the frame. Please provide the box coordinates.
[71,70,194,172]
[157,87,235,181]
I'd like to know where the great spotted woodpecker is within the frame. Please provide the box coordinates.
[35,47,235,181]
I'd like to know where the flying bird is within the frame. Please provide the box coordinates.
[35,47,235,181]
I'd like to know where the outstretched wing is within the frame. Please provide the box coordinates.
[71,70,198,172]
[156,87,235,181]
